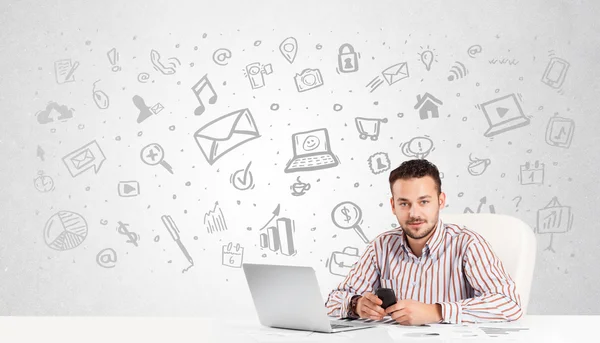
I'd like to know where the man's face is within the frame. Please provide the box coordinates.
[390,176,445,240]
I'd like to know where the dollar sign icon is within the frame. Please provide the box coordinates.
[341,206,351,223]
[117,221,139,247]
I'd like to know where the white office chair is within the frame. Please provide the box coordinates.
[440,213,537,315]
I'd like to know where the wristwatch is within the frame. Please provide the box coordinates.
[347,295,362,318]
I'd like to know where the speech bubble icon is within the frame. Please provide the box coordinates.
[62,140,106,177]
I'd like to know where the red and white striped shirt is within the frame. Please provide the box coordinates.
[325,218,523,324]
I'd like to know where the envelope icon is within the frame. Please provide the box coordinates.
[382,62,409,85]
[194,109,260,165]
[150,102,164,114]
[71,149,95,169]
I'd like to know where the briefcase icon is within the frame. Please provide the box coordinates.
[329,246,360,277]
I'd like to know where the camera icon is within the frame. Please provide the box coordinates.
[294,68,324,92]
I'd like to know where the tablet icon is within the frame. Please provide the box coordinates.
[545,114,574,148]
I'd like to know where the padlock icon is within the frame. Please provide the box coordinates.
[338,43,358,73]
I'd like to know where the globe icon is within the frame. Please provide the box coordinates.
[43,211,88,251]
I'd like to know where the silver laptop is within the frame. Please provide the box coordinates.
[242,263,375,333]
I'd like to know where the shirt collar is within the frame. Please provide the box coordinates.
[399,217,445,257]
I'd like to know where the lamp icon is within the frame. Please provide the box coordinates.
[401,136,434,159]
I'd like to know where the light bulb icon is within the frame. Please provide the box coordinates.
[401,136,434,159]
[420,50,434,71]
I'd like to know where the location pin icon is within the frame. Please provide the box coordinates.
[420,50,434,71]
[279,37,298,64]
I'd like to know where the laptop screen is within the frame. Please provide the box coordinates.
[292,129,331,156]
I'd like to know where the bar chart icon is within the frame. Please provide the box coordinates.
[259,217,296,256]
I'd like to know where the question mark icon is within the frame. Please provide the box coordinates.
[512,196,522,212]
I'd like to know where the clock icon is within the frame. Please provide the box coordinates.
[34,171,55,192]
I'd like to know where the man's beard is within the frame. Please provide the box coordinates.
[402,218,436,240]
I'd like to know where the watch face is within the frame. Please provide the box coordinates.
[34,175,54,192]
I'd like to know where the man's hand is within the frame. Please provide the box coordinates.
[356,292,386,320]
[385,299,442,326]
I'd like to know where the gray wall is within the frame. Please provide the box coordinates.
[1,0,599,317]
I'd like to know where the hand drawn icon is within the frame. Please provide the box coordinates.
[213,48,232,66]
[467,45,482,58]
[116,221,139,247]
[37,145,45,161]
[519,161,544,185]
[332,201,369,243]
[368,152,391,175]
[106,48,121,72]
[36,101,74,124]
[140,143,173,174]
[204,201,228,234]
[545,114,574,148]
[34,170,54,192]
[92,80,110,110]
[467,154,491,176]
[118,181,140,197]
[290,176,311,196]
[54,59,79,84]
[43,211,88,251]
[489,58,519,65]
[447,61,468,81]
[355,117,387,140]
[194,108,260,165]
[366,62,409,93]
[536,197,573,252]
[294,68,324,92]
[414,93,443,119]
[284,128,340,173]
[96,248,117,268]
[464,196,496,214]
[541,55,570,90]
[479,93,530,137]
[133,95,155,123]
[191,74,218,116]
[327,246,360,276]
[279,37,298,64]
[245,62,273,89]
[161,215,194,270]
[137,72,150,83]
[418,46,436,71]
[150,103,164,115]
[62,140,106,177]
[260,217,296,256]
[401,136,434,159]
[150,49,181,75]
[230,161,254,190]
[222,242,244,268]
[337,43,359,73]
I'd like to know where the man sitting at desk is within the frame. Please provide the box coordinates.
[325,159,523,325]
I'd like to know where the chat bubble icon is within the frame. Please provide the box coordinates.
[62,140,106,177]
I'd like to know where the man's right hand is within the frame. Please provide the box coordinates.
[356,292,386,320]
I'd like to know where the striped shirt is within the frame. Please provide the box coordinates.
[325,218,523,324]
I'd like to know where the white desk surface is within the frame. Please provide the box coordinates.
[0,315,596,342]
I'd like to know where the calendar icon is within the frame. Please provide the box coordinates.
[222,242,244,268]
[519,161,544,185]
[545,115,574,148]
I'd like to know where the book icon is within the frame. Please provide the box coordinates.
[259,217,296,256]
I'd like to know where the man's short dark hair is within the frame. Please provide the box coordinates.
[388,159,442,195]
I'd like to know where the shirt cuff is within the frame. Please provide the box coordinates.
[437,302,462,324]
[342,293,359,319]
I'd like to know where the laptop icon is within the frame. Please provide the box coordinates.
[284,128,340,173]
[480,93,530,137]
[242,263,376,333]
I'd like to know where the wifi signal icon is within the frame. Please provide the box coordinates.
[448,61,468,81]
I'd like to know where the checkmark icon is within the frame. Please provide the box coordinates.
[231,162,254,190]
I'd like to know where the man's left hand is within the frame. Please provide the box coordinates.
[384,299,442,326]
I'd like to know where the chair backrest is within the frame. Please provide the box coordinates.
[440,213,537,315]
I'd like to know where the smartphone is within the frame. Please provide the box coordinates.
[375,287,397,308]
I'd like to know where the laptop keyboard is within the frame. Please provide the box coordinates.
[288,155,336,169]
[330,323,353,329]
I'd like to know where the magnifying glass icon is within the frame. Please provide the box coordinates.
[331,201,369,243]
[140,143,173,174]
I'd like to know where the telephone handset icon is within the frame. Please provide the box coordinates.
[150,49,180,75]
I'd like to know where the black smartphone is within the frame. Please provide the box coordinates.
[375,287,397,308]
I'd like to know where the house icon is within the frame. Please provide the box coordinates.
[414,92,443,120]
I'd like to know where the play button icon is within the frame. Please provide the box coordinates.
[118,181,140,197]
[496,107,509,118]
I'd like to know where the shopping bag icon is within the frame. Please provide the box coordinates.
[328,246,360,276]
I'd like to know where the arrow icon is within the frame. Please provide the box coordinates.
[259,204,281,231]
[37,145,45,161]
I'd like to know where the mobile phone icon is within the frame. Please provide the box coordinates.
[541,57,569,89]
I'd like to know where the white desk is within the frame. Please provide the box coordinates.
[0,315,596,342]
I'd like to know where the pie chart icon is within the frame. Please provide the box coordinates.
[43,211,88,251]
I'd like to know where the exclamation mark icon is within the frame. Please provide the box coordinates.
[107,48,121,72]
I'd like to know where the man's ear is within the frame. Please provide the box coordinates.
[438,192,446,208]
[390,196,395,213]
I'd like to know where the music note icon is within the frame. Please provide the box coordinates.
[191,74,218,116]
[545,115,574,148]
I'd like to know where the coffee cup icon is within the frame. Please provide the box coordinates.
[291,177,311,196]
[467,154,491,176]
